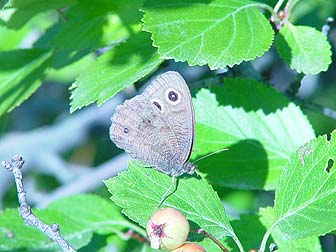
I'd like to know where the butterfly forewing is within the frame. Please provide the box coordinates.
[142,71,195,164]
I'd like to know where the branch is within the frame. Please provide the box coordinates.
[296,98,336,121]
[322,17,334,36]
[2,155,76,252]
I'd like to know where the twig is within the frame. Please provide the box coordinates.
[322,17,334,36]
[296,98,336,121]
[2,155,76,252]
[286,73,305,98]
[194,229,229,252]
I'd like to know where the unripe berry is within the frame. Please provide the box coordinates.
[146,207,190,250]
[171,243,206,252]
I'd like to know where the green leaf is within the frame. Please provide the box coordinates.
[273,131,336,239]
[107,233,173,252]
[230,213,268,251]
[0,0,9,9]
[192,79,315,190]
[275,23,332,74]
[0,23,29,50]
[230,208,321,251]
[289,0,336,29]
[142,0,274,69]
[0,49,52,116]
[3,0,76,29]
[46,53,95,83]
[0,194,136,251]
[105,162,236,242]
[259,207,322,252]
[40,0,143,50]
[70,31,162,112]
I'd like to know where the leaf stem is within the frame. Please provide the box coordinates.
[258,3,276,18]
[258,224,275,252]
[232,234,245,252]
[274,0,285,13]
[257,3,280,24]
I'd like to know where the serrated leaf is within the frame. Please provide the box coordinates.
[40,0,143,50]
[0,194,136,251]
[142,0,274,69]
[275,23,332,74]
[0,49,52,117]
[70,31,162,112]
[193,79,315,190]
[259,207,322,252]
[105,162,236,241]
[273,131,336,239]
[3,0,76,29]
[229,207,321,251]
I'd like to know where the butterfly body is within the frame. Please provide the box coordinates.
[110,71,195,177]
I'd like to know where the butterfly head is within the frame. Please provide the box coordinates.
[182,162,196,175]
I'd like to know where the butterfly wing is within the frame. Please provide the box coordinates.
[142,71,195,164]
[110,71,195,175]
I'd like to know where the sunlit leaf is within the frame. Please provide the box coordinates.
[142,0,274,69]
[275,23,332,74]
[273,131,336,239]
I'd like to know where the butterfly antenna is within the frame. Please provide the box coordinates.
[157,176,176,208]
[192,148,229,164]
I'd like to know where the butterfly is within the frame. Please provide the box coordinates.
[110,71,195,178]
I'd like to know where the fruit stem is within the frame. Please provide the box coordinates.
[125,229,148,243]
[194,229,229,252]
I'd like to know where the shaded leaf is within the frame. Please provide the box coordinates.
[142,0,274,69]
[193,79,315,190]
[0,0,9,9]
[289,0,336,29]
[3,0,76,29]
[229,208,321,251]
[0,49,52,117]
[40,0,143,50]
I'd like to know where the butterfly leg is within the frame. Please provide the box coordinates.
[157,175,176,208]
